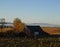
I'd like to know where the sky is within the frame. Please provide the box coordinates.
[0,0,60,25]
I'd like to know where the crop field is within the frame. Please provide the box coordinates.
[0,37,60,47]
[0,27,60,47]
[42,27,60,34]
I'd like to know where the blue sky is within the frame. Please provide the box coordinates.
[0,0,60,25]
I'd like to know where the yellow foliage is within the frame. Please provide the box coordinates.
[13,18,25,32]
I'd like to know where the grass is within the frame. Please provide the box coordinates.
[0,27,60,47]
[42,27,60,34]
[0,37,60,47]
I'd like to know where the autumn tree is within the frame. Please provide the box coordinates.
[13,18,25,32]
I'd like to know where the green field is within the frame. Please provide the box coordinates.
[0,37,60,47]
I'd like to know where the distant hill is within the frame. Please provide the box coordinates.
[0,22,60,27]
[26,23,60,27]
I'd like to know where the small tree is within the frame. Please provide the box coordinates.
[13,18,25,32]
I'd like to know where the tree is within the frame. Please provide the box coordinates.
[13,18,25,32]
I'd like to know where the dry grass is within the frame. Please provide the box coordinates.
[0,27,60,47]
[42,27,60,35]
[0,27,60,35]
[0,37,60,47]
[0,28,13,32]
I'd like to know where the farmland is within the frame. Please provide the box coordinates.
[0,27,60,34]
[42,27,60,35]
[0,27,60,47]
